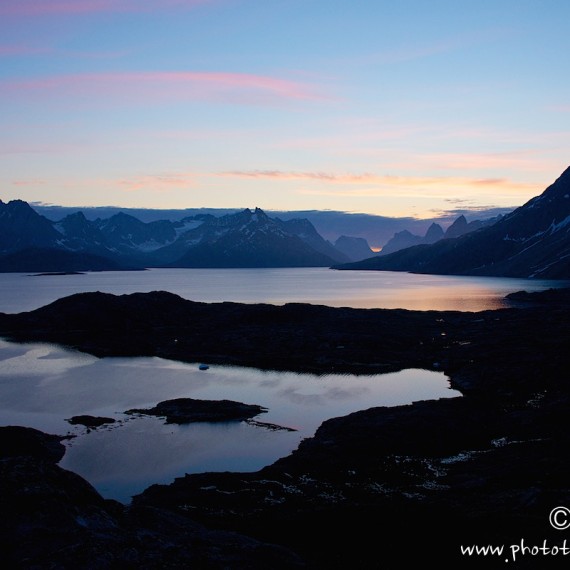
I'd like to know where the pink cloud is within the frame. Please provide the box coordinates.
[118,173,196,192]
[2,71,324,105]
[220,170,381,183]
[0,1,211,16]
[219,170,540,196]
[411,151,548,172]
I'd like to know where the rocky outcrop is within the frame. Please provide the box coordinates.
[125,398,267,424]
[66,415,117,428]
[0,426,305,569]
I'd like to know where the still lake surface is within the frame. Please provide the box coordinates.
[0,267,567,313]
[0,268,567,503]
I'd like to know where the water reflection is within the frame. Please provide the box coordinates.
[0,339,460,503]
[0,268,567,313]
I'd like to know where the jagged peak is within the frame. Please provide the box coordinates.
[450,215,467,225]
[253,207,269,219]
[1,199,48,220]
[424,222,444,241]
[6,199,35,210]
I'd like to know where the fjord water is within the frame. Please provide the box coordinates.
[0,268,567,503]
[0,339,459,503]
[0,267,567,313]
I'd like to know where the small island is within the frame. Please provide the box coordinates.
[65,415,117,428]
[125,397,268,424]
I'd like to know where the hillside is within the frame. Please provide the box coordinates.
[334,166,570,279]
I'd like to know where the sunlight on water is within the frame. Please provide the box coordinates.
[0,268,567,313]
[0,339,460,503]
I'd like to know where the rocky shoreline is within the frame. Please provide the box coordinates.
[1,289,570,567]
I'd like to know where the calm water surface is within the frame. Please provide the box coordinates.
[0,267,567,313]
[0,339,460,503]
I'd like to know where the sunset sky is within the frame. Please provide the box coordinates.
[1,0,569,218]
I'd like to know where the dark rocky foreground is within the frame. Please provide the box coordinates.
[0,426,304,569]
[1,289,570,568]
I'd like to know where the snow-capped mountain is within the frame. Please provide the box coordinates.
[0,202,349,271]
[334,166,570,279]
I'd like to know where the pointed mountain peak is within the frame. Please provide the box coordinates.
[7,199,36,212]
[253,207,269,219]
[424,223,444,243]
[444,215,469,238]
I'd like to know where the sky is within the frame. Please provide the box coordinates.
[1,0,569,219]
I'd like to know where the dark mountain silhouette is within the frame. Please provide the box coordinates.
[333,166,570,279]
[32,203,514,250]
[334,235,375,261]
[443,214,499,239]
[425,222,445,242]
[379,216,501,257]
[335,168,570,279]
[379,222,444,256]
[166,208,345,267]
[96,212,177,254]
[0,201,348,271]
[0,200,61,253]
[276,216,350,263]
[53,211,115,258]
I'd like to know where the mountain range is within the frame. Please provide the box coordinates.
[377,215,501,256]
[3,166,569,277]
[334,166,570,279]
[0,202,368,272]
[32,203,513,249]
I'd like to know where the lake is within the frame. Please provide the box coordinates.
[0,267,567,313]
[0,339,459,503]
[0,268,567,503]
